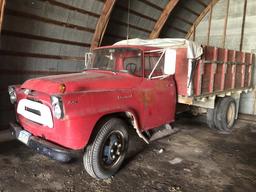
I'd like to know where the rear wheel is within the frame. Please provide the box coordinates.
[215,97,236,131]
[83,118,129,179]
[206,108,216,129]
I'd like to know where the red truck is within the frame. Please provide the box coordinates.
[9,39,254,179]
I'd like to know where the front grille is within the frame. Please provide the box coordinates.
[25,107,41,116]
[17,99,53,128]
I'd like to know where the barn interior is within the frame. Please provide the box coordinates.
[0,0,255,191]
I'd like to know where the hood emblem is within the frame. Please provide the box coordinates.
[24,89,31,95]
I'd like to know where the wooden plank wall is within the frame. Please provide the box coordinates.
[0,0,104,130]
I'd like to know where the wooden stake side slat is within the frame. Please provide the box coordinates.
[195,60,203,95]
[208,47,218,93]
[248,53,253,87]
[220,49,228,91]
[241,52,246,87]
[231,51,236,89]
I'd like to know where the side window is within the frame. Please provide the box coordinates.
[144,54,165,78]
[123,56,142,77]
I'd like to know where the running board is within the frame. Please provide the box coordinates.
[149,124,179,142]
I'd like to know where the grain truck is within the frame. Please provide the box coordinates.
[9,38,254,179]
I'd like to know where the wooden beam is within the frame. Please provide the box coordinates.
[149,0,179,39]
[240,0,247,51]
[0,0,6,31]
[222,0,230,48]
[91,0,116,50]
[206,4,213,45]
[186,0,220,39]
[192,25,196,41]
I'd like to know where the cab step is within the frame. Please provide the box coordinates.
[149,124,179,142]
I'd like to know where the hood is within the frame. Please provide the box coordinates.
[21,71,142,95]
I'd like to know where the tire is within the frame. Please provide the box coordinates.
[206,108,216,129]
[83,118,129,179]
[215,97,236,131]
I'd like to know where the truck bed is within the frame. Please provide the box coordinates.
[175,46,254,104]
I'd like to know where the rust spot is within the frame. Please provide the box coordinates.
[137,90,155,107]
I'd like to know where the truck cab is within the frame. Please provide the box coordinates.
[9,44,177,179]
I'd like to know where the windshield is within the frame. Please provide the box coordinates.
[86,47,142,77]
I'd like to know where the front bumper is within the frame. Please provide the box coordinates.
[10,122,79,162]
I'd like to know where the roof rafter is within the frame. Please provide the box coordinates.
[149,0,180,39]
[91,0,116,50]
[0,0,6,31]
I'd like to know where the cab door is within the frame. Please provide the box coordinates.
[141,52,176,130]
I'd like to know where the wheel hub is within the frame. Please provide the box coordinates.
[102,132,124,167]
[227,102,236,128]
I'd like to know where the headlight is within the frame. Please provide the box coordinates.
[51,96,64,119]
[8,86,17,104]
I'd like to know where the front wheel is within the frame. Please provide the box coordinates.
[83,118,129,179]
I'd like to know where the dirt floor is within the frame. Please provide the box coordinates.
[0,116,256,192]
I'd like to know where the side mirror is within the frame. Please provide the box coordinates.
[164,48,176,75]
[85,52,93,69]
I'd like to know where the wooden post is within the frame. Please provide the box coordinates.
[186,0,219,39]
[149,0,179,39]
[192,25,196,41]
[0,0,6,31]
[206,4,213,45]
[240,0,247,51]
[90,0,116,50]
[222,0,230,48]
